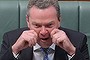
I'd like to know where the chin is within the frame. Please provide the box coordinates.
[38,38,52,47]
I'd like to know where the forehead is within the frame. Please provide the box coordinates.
[29,6,57,19]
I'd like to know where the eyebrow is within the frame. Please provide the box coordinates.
[32,21,54,25]
[48,21,54,24]
[32,22,41,25]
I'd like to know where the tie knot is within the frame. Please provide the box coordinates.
[41,48,48,54]
[40,48,52,54]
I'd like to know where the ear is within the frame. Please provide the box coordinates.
[58,17,61,27]
[58,21,60,27]
[26,15,30,28]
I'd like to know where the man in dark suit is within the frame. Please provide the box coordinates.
[0,0,89,60]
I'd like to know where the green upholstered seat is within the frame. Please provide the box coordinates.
[0,0,28,1]
[0,1,19,44]
[0,0,19,1]
[79,2,90,55]
[19,1,28,28]
[59,1,79,31]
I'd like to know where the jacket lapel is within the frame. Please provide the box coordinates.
[19,47,33,60]
[19,46,68,60]
[54,46,68,60]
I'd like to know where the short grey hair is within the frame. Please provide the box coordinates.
[27,0,60,20]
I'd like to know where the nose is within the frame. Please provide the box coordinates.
[40,26,48,36]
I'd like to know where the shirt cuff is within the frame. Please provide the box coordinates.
[67,53,75,60]
[12,52,19,59]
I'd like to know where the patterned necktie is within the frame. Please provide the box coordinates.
[41,48,50,60]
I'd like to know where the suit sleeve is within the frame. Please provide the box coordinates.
[0,33,17,60]
[71,35,89,60]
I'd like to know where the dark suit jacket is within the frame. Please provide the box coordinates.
[0,27,89,60]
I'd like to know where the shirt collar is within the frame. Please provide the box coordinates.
[33,43,55,51]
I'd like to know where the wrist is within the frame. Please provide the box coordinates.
[68,46,76,56]
[12,45,20,54]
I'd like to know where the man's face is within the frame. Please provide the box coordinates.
[26,6,60,47]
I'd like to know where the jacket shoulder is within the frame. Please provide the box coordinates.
[3,27,29,45]
[4,27,29,35]
[60,27,86,37]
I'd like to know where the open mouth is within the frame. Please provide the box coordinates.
[41,37,49,40]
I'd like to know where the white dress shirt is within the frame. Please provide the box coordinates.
[33,43,55,60]
[13,43,75,60]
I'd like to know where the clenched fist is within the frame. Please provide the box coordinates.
[12,30,37,54]
[51,29,76,55]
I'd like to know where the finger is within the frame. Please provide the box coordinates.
[28,37,34,47]
[21,30,37,47]
[29,36,37,47]
[50,29,59,38]
[31,37,37,46]
[24,30,38,38]
[57,37,63,44]
[28,30,38,39]
[27,32,35,37]
[34,37,37,44]
[52,35,57,45]
[28,33,37,45]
